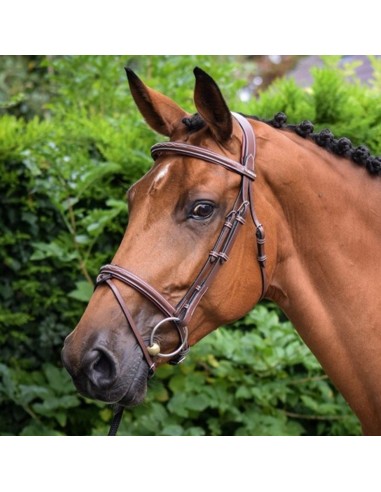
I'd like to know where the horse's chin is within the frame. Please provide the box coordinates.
[117,376,148,408]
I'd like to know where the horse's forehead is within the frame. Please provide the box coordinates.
[130,126,242,202]
[127,161,175,200]
[153,162,171,184]
[136,154,223,196]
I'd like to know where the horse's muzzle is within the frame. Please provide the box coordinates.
[61,333,148,405]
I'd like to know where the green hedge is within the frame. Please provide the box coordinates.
[2,55,380,435]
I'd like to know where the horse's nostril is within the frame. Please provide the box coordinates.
[93,352,112,378]
[84,348,118,389]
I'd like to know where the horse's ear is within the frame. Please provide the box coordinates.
[125,67,188,137]
[193,67,233,143]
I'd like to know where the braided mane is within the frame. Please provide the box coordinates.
[182,113,381,176]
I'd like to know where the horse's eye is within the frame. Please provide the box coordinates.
[189,202,215,220]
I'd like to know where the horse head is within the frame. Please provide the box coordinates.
[61,68,268,408]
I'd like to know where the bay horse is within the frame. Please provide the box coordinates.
[62,67,381,435]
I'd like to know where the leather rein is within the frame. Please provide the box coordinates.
[96,113,267,434]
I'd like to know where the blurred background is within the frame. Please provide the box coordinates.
[2,55,378,119]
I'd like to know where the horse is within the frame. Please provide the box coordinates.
[62,67,381,435]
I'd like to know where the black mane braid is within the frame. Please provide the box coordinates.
[250,112,381,177]
[182,112,381,176]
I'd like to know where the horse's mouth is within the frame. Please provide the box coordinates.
[117,383,148,408]
[115,365,149,408]
[77,374,148,407]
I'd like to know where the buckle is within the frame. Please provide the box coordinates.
[95,272,112,285]
[169,345,190,365]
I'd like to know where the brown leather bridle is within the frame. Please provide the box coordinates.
[95,112,267,381]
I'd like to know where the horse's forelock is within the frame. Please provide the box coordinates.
[182,113,206,133]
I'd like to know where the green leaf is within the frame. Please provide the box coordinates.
[43,364,73,394]
[301,395,319,411]
[167,393,189,418]
[76,162,122,197]
[185,394,210,412]
[161,425,183,436]
[68,280,93,302]
[18,385,51,406]
[20,422,64,436]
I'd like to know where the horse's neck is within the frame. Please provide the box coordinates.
[256,123,381,434]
